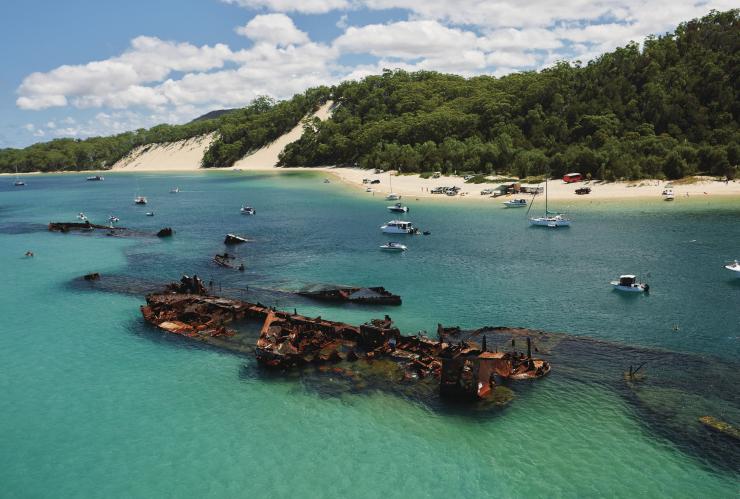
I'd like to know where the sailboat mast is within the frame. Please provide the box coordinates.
[545,176,548,215]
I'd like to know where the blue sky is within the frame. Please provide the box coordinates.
[1,0,732,148]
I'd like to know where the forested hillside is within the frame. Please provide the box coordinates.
[0,88,330,173]
[280,9,739,180]
[2,10,737,179]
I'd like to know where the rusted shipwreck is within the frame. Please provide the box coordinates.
[49,221,126,232]
[140,276,549,401]
[297,286,402,306]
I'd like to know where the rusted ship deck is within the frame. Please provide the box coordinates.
[140,276,550,401]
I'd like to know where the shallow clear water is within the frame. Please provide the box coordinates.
[1,172,738,498]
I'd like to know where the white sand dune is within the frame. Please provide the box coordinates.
[229,101,334,170]
[110,101,334,172]
[111,133,216,171]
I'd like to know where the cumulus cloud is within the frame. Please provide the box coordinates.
[222,0,349,14]
[235,13,310,46]
[17,36,232,110]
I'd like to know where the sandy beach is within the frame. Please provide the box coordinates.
[6,98,740,202]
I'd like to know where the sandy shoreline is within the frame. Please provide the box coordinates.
[4,165,740,202]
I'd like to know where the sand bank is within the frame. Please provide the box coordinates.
[111,133,216,171]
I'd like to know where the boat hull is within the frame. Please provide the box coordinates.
[611,283,647,292]
[529,218,571,227]
[503,203,527,208]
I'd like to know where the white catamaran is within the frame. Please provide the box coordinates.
[528,177,571,227]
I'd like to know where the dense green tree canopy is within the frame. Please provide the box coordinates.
[2,10,737,180]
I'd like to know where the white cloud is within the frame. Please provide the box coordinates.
[17,36,232,110]
[235,13,310,46]
[222,0,349,14]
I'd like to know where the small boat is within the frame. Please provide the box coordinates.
[611,275,649,293]
[13,166,25,186]
[108,215,120,223]
[170,187,179,193]
[662,188,674,201]
[387,202,409,213]
[77,212,88,221]
[134,196,147,205]
[386,193,401,201]
[366,187,373,192]
[224,233,249,245]
[529,178,571,227]
[503,199,527,208]
[323,178,331,183]
[240,206,256,215]
[724,260,740,277]
[381,220,418,234]
[146,212,155,217]
[380,242,407,252]
[86,175,104,181]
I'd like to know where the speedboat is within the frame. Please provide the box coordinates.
[240,206,256,215]
[662,188,674,201]
[380,242,407,251]
[170,187,179,193]
[108,215,119,223]
[146,212,155,217]
[387,202,409,213]
[86,175,104,181]
[366,187,373,192]
[611,275,649,293]
[381,220,418,234]
[134,196,147,205]
[77,212,88,221]
[725,260,740,277]
[503,199,527,208]
[386,193,401,201]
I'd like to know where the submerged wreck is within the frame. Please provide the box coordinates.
[297,286,402,306]
[49,221,126,232]
[141,276,548,402]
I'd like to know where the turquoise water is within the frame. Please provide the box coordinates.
[1,172,738,498]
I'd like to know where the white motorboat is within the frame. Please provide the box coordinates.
[386,193,401,201]
[240,205,256,215]
[381,220,418,234]
[387,202,409,213]
[725,260,740,277]
[146,212,155,217]
[366,187,373,192]
[77,212,88,221]
[611,275,649,293]
[529,178,571,227]
[380,242,407,252]
[170,187,179,193]
[108,215,119,223]
[134,196,147,205]
[503,199,527,208]
[662,188,674,201]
